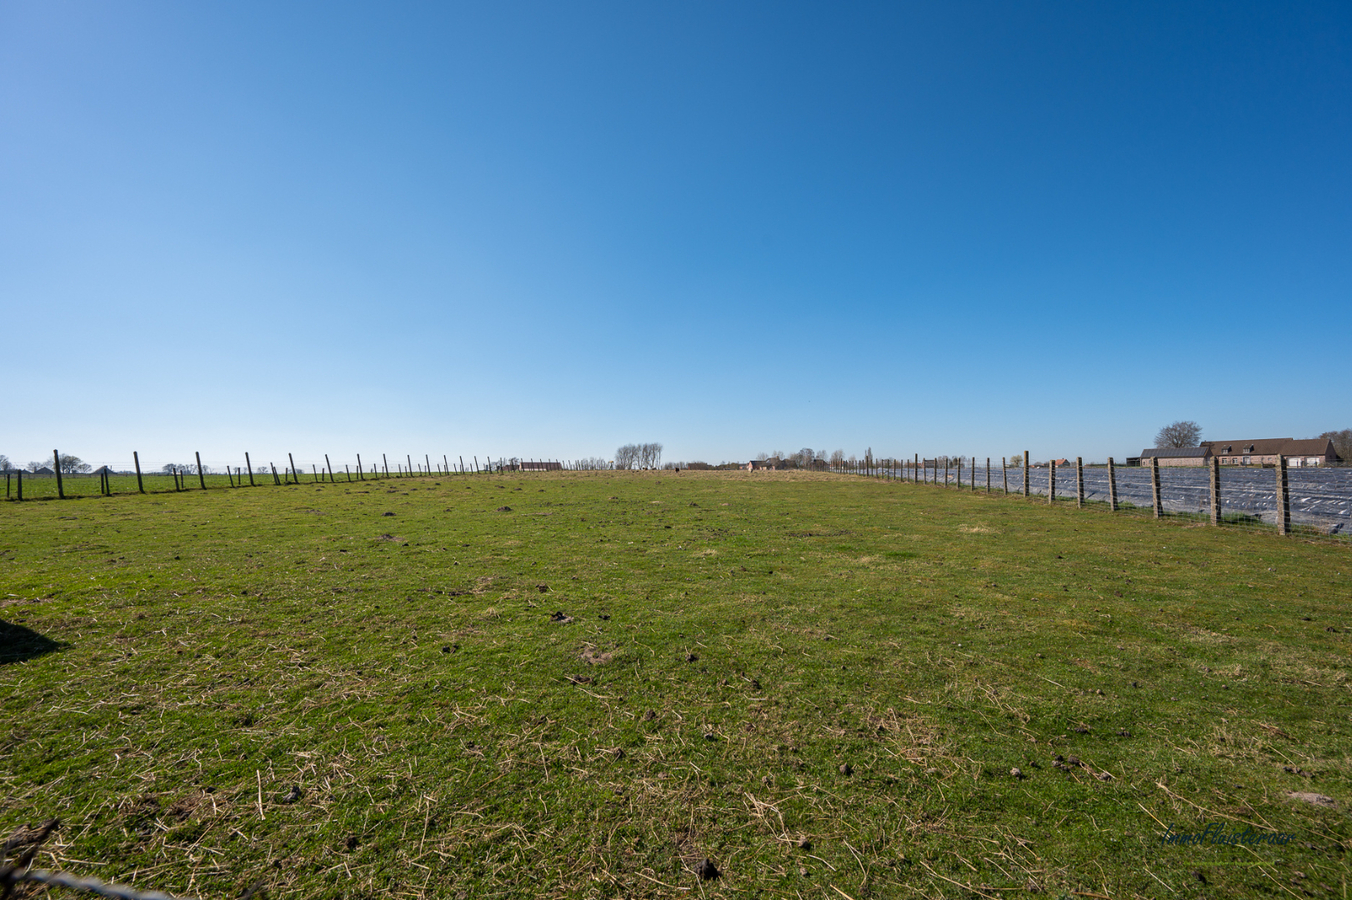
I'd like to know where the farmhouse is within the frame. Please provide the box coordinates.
[1137,447,1212,467]
[1200,438,1338,467]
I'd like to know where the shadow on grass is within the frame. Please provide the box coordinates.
[0,619,65,665]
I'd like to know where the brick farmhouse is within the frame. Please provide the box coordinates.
[1138,438,1339,468]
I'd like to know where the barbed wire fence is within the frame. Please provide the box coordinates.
[832,452,1351,541]
[2,820,193,900]
[1,450,589,502]
[6,446,1349,542]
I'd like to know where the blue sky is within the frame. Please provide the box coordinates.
[3,1,1349,470]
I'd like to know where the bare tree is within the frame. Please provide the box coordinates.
[1155,420,1202,448]
[57,454,91,474]
[0,455,11,472]
[615,443,661,469]
[829,450,845,468]
[1318,429,1352,461]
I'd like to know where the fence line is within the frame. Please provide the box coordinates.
[7,449,1350,539]
[2,450,585,502]
[830,453,1350,539]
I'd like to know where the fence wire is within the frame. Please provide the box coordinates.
[836,457,1351,539]
[2,820,194,900]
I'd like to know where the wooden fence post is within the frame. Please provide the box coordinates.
[53,450,65,499]
[1002,458,1008,493]
[345,465,352,482]
[226,466,235,488]
[1276,455,1291,535]
[1209,456,1221,526]
[1076,457,1084,508]
[1107,457,1117,511]
[246,453,256,487]
[986,457,991,493]
[1048,459,1056,504]
[460,456,465,475]
[326,454,334,483]
[407,454,413,477]
[383,454,389,478]
[1150,456,1162,518]
[357,453,364,481]
[273,465,282,486]
[289,453,298,485]
[1022,451,1030,498]
[16,469,22,501]
[444,455,449,476]
[195,452,207,490]
[134,451,145,494]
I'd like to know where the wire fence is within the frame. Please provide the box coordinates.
[6,448,1349,542]
[832,454,1351,540]
[1,450,577,502]
[2,820,194,900]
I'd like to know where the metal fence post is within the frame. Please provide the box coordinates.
[1107,457,1117,511]
[1076,457,1084,508]
[1022,451,1030,498]
[1048,459,1056,505]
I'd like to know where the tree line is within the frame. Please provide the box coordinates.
[614,443,663,470]
[0,454,92,474]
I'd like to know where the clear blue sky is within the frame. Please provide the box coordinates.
[3,1,1349,470]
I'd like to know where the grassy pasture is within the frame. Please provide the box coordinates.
[1,470,1348,899]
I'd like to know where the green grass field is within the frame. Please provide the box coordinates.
[2,471,1348,899]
